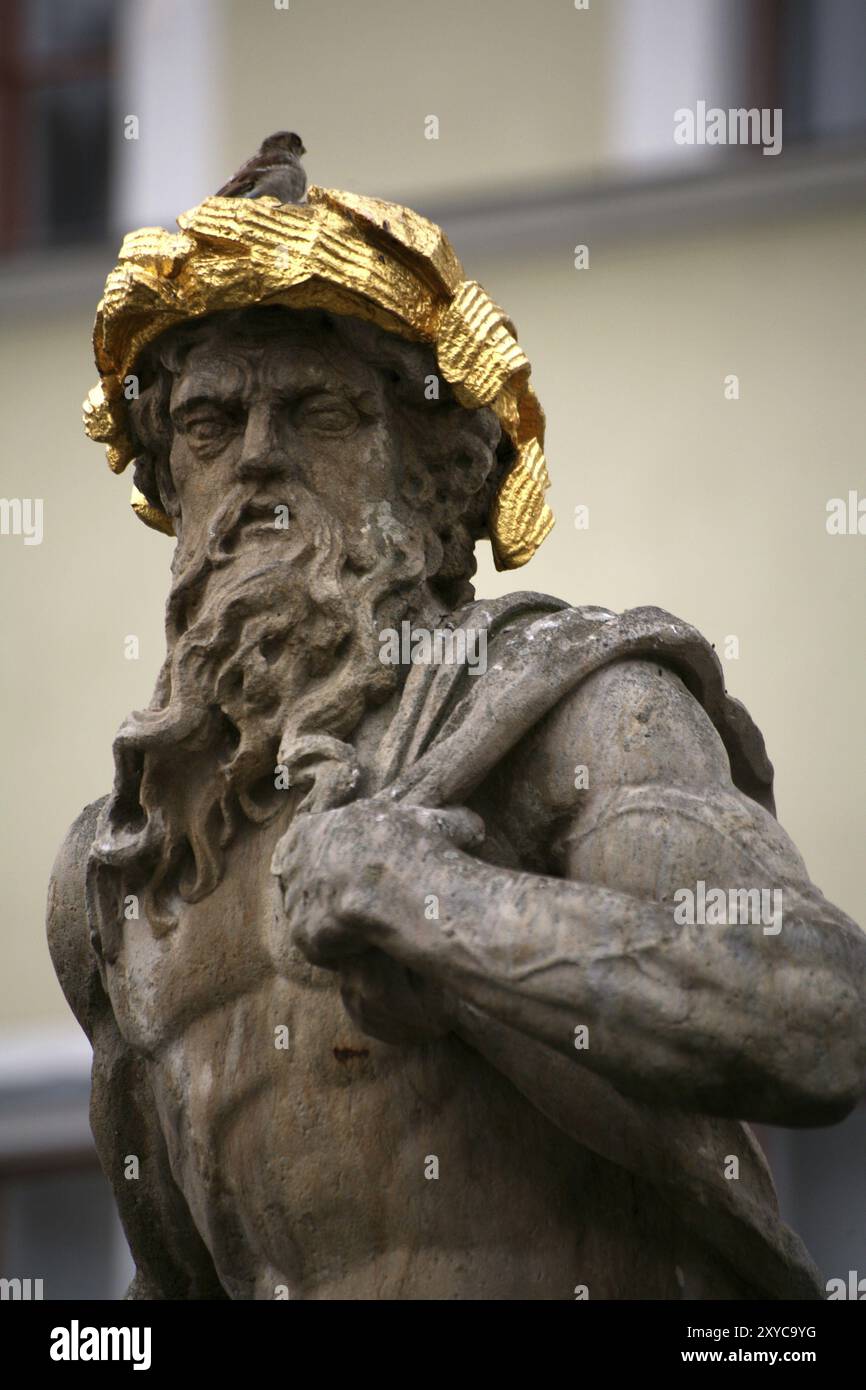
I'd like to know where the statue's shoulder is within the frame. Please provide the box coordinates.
[466,595,774,816]
[46,796,108,1040]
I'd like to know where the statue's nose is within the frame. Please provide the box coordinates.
[237,404,289,478]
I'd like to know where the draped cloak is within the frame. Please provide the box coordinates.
[361,591,823,1300]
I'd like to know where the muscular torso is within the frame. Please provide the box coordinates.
[62,669,761,1299]
[129,806,656,1299]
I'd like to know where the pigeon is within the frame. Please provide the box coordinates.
[216,131,307,204]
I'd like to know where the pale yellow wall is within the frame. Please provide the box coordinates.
[0,309,170,1025]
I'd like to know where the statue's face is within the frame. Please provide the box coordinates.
[167,317,396,560]
[95,309,502,928]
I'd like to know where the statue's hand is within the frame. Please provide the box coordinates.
[271,798,484,967]
[270,799,484,1041]
[338,949,457,1045]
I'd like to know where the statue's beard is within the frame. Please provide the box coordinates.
[88,478,435,945]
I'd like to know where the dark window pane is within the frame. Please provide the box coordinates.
[780,0,866,143]
[811,0,866,139]
[0,1166,132,1300]
[23,0,114,57]
[778,0,814,143]
[25,77,112,246]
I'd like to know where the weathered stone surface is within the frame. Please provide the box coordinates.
[49,303,866,1300]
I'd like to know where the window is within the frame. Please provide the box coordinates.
[779,0,866,143]
[0,0,117,253]
[0,1031,133,1301]
[0,1162,133,1300]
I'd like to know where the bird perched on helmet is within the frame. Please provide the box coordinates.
[216,131,307,204]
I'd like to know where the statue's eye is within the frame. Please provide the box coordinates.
[180,410,240,445]
[189,419,223,441]
[295,397,358,434]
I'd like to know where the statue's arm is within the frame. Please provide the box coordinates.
[47,800,227,1300]
[448,660,866,1123]
[286,659,866,1126]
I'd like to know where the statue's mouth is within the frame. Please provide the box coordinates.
[221,498,294,551]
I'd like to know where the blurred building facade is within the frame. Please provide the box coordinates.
[1,0,864,1298]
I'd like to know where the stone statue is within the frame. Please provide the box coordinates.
[48,155,866,1301]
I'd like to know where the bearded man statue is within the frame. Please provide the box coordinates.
[47,162,866,1301]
